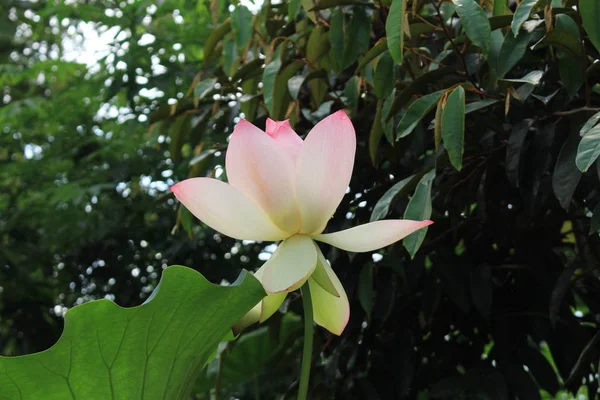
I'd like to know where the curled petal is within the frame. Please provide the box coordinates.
[254,264,288,322]
[310,243,339,297]
[232,302,261,336]
[170,178,287,241]
[308,246,349,335]
[262,235,317,293]
[295,110,356,234]
[265,119,303,163]
[313,220,433,252]
[226,119,300,233]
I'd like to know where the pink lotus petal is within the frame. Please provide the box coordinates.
[312,220,434,252]
[265,118,304,163]
[170,178,288,241]
[226,119,300,233]
[261,235,317,293]
[295,110,356,234]
[308,246,349,335]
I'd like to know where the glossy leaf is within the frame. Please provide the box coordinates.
[370,174,416,221]
[356,38,388,73]
[465,98,499,114]
[396,90,446,139]
[369,101,385,165]
[511,0,539,37]
[506,119,534,187]
[194,77,217,101]
[231,5,253,50]
[374,51,395,99]
[580,0,600,53]
[403,170,435,258]
[496,29,535,78]
[262,46,283,116]
[454,0,492,58]
[500,70,544,85]
[532,29,584,58]
[493,0,509,15]
[580,111,600,136]
[204,19,232,64]
[386,0,406,64]
[576,125,600,172]
[553,132,582,210]
[0,267,265,399]
[441,86,465,171]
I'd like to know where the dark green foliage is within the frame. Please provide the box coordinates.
[3,0,600,399]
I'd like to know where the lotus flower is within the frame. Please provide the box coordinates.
[170,111,432,335]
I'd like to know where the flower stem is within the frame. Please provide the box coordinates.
[298,282,314,400]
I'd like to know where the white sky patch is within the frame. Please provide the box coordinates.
[240,0,264,12]
[62,22,119,70]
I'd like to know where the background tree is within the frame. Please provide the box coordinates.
[2,0,600,398]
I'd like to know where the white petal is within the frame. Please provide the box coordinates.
[295,110,356,234]
[313,220,433,252]
[170,178,287,241]
[308,246,349,335]
[262,235,317,293]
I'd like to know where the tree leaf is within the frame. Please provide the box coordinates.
[396,90,446,139]
[356,38,388,73]
[511,0,539,37]
[204,19,232,64]
[580,0,600,53]
[465,98,499,114]
[272,60,304,120]
[0,266,265,399]
[329,7,345,73]
[231,5,253,50]
[555,14,583,97]
[343,76,360,108]
[553,132,582,210]
[386,67,454,121]
[369,101,385,165]
[500,70,544,85]
[580,111,600,136]
[441,86,466,171]
[194,314,302,396]
[506,119,534,187]
[374,51,395,99]
[370,174,417,222]
[301,0,319,24]
[589,202,600,235]
[386,0,406,64]
[493,0,509,15]
[576,125,600,172]
[382,89,396,143]
[434,96,444,151]
[310,0,372,11]
[496,29,535,78]
[469,264,492,320]
[454,0,492,58]
[288,75,305,101]
[194,78,217,101]
[343,6,371,68]
[262,46,283,116]
[358,264,374,320]
[531,29,584,58]
[403,170,435,258]
[288,0,302,21]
